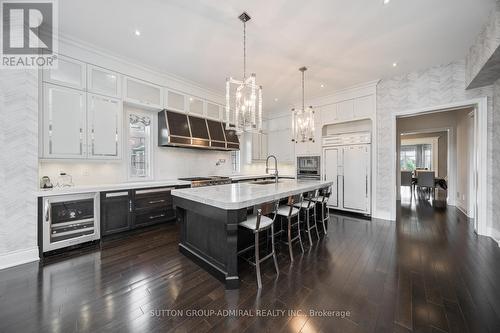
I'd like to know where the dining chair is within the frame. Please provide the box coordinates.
[417,170,435,199]
[238,200,280,289]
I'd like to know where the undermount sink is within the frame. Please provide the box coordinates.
[252,180,280,185]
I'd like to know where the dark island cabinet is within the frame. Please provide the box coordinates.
[101,191,132,236]
[101,185,189,237]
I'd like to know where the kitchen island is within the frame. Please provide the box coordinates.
[171,179,332,289]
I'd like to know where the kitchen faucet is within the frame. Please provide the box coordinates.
[265,155,279,183]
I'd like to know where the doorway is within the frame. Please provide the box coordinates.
[391,98,487,235]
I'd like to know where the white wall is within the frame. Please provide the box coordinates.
[0,69,40,269]
[456,110,475,215]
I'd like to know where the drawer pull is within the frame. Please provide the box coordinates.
[149,214,165,219]
[148,199,165,204]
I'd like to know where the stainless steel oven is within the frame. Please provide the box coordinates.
[42,193,100,252]
[297,156,321,180]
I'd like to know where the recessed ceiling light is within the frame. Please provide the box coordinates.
[134,29,141,36]
[274,98,279,102]
[383,0,391,4]
[392,62,398,67]
[320,84,325,88]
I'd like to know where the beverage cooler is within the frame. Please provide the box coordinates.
[41,193,100,253]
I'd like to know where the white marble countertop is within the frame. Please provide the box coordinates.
[171,179,332,210]
[228,174,296,181]
[35,180,191,197]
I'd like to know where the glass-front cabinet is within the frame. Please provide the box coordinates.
[127,112,152,180]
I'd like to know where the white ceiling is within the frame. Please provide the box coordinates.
[59,0,495,114]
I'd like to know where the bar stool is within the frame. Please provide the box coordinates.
[294,190,320,245]
[238,201,280,289]
[276,194,304,261]
[312,186,332,235]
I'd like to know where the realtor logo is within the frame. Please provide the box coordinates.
[1,0,58,68]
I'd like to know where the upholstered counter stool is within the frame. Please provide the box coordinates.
[238,201,280,289]
[294,190,320,245]
[311,186,332,235]
[276,194,304,261]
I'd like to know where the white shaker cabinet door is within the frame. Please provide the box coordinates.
[353,95,374,119]
[342,145,370,213]
[43,84,87,158]
[87,94,122,159]
[206,102,221,120]
[336,99,354,121]
[323,148,339,207]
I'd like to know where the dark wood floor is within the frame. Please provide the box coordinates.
[1,199,500,333]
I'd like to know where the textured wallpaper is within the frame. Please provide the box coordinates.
[0,69,39,257]
[376,60,495,232]
[465,1,500,89]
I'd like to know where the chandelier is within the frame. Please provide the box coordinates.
[292,67,315,143]
[225,12,262,134]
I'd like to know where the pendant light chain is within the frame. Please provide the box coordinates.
[302,69,305,111]
[243,20,246,79]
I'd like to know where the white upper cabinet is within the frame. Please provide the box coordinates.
[166,90,186,112]
[268,129,294,163]
[43,84,87,158]
[124,77,163,109]
[336,100,354,121]
[43,55,86,90]
[87,65,121,98]
[353,95,374,119]
[188,97,204,116]
[87,94,122,159]
[206,102,221,120]
[320,104,337,125]
[252,133,268,160]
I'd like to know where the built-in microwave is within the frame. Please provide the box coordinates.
[297,156,321,179]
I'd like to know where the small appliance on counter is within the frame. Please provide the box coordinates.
[56,172,74,187]
[40,176,53,189]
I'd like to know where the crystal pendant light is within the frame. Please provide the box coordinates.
[225,12,263,134]
[292,67,315,143]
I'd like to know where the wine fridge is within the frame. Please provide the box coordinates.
[42,193,100,252]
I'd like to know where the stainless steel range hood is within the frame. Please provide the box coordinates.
[158,110,240,151]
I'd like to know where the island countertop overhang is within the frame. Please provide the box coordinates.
[171,179,333,210]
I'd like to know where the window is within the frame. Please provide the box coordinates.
[128,113,152,179]
[400,144,432,171]
[231,151,240,173]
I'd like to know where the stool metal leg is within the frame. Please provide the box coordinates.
[271,224,279,275]
[255,232,262,289]
[313,204,320,239]
[321,202,327,234]
[306,209,313,245]
[287,217,294,261]
[297,213,304,253]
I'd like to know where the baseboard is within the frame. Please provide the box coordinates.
[456,205,473,218]
[486,228,500,247]
[373,210,393,221]
[0,247,40,270]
